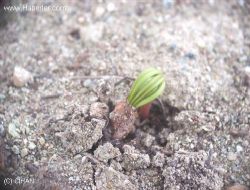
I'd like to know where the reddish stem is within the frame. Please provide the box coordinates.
[138,103,152,120]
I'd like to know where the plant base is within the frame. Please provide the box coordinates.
[110,101,138,140]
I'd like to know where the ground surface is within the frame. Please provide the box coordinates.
[0,0,249,190]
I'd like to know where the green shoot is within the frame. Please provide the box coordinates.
[127,68,165,108]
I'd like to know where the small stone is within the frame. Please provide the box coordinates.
[39,137,45,146]
[196,38,206,48]
[69,28,80,40]
[77,17,85,24]
[184,52,196,60]
[89,95,98,103]
[227,152,237,161]
[25,163,38,174]
[236,145,243,152]
[20,148,29,157]
[216,167,227,175]
[21,126,30,135]
[90,102,109,118]
[107,2,116,12]
[152,152,165,167]
[245,66,250,73]
[94,142,121,163]
[81,156,88,164]
[73,154,82,160]
[23,138,28,145]
[83,79,96,89]
[28,142,36,150]
[95,6,105,18]
[81,23,104,42]
[0,94,6,102]
[12,66,32,87]
[8,123,20,138]
[12,145,19,155]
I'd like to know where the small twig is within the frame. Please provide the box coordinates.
[40,93,62,100]
[67,75,128,80]
[48,115,71,124]
[114,76,135,86]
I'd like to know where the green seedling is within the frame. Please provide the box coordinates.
[127,68,165,118]
[110,68,165,139]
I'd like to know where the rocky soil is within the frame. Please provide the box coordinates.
[0,0,249,190]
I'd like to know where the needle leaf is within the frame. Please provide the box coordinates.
[127,68,165,108]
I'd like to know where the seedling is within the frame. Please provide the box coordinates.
[127,68,165,119]
[110,68,165,140]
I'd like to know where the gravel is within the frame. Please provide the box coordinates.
[12,66,33,87]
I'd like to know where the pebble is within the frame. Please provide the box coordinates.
[83,79,96,89]
[20,148,29,157]
[73,154,82,160]
[12,66,32,87]
[236,145,243,152]
[23,138,28,145]
[107,2,116,12]
[77,17,85,24]
[95,6,105,18]
[12,145,20,154]
[0,94,6,102]
[227,152,237,161]
[39,137,45,146]
[28,142,36,150]
[184,52,196,60]
[25,163,38,174]
[245,66,250,73]
[81,156,88,164]
[21,126,30,135]
[81,23,104,42]
[8,123,20,138]
[89,94,98,103]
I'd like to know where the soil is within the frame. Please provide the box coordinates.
[0,0,249,190]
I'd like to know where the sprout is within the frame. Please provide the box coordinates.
[127,68,165,108]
